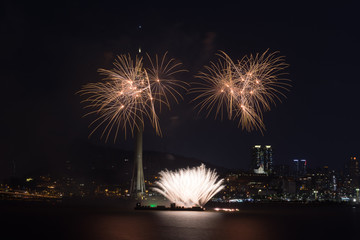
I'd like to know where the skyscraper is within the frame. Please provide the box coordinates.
[349,157,359,177]
[252,145,264,174]
[292,159,307,177]
[293,159,299,177]
[300,159,307,176]
[348,156,359,187]
[264,145,273,174]
[251,145,273,174]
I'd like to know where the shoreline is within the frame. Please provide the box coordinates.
[1,197,358,211]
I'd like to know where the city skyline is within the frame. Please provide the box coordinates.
[1,2,359,178]
[2,141,358,180]
[1,144,359,203]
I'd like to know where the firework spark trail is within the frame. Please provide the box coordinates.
[191,50,290,133]
[78,53,188,142]
[153,164,224,207]
[146,52,189,112]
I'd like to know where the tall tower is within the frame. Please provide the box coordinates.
[137,25,142,54]
[130,124,146,198]
[130,24,146,198]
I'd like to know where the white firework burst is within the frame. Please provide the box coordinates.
[152,164,224,207]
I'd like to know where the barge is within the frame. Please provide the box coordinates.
[134,202,204,211]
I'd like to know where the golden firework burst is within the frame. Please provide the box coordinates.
[191,50,290,132]
[78,52,188,142]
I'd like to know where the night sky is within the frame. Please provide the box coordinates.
[1,1,359,177]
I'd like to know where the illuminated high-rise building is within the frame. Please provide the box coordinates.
[293,159,299,176]
[252,145,264,174]
[349,157,359,177]
[348,156,359,187]
[264,145,273,174]
[300,159,307,176]
[292,159,307,177]
[251,145,273,174]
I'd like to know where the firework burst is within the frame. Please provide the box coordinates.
[78,52,188,142]
[153,164,224,208]
[191,50,290,132]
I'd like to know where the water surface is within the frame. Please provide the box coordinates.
[1,202,358,240]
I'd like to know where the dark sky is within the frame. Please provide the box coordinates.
[1,1,359,177]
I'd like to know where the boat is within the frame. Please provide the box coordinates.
[134,202,204,211]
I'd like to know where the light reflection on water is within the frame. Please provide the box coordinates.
[89,210,274,240]
[2,205,360,240]
[154,211,223,240]
[87,213,158,240]
[154,211,277,240]
[86,207,360,240]
[88,211,224,240]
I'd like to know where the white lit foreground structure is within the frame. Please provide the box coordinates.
[152,164,225,208]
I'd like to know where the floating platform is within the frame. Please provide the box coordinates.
[134,203,204,211]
